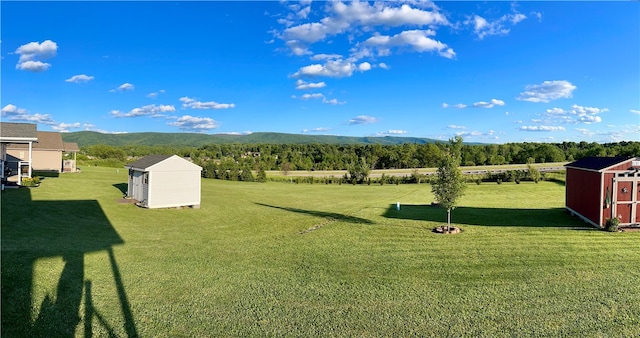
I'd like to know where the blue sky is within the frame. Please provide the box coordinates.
[2,1,639,143]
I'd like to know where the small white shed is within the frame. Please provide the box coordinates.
[124,155,202,209]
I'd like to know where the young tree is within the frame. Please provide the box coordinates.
[347,157,370,184]
[526,157,541,183]
[431,137,466,231]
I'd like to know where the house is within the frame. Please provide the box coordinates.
[565,156,640,228]
[6,131,79,174]
[124,154,202,209]
[1,122,38,188]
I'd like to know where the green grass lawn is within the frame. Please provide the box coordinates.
[2,166,639,337]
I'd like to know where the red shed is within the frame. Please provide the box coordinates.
[565,156,640,228]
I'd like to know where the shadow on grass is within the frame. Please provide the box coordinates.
[383,204,592,228]
[33,170,60,178]
[1,188,138,337]
[255,203,374,225]
[113,182,128,196]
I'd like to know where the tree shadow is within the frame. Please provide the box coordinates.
[1,188,139,337]
[383,204,592,228]
[113,183,128,196]
[255,203,374,225]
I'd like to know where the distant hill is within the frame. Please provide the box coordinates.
[61,131,446,147]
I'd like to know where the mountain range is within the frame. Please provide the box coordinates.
[61,131,448,148]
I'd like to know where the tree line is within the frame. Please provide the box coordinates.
[81,141,640,173]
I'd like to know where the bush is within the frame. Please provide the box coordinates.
[605,217,620,232]
[21,177,40,187]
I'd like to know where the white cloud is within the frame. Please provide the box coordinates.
[456,130,483,137]
[466,10,527,40]
[65,74,94,83]
[16,40,58,62]
[221,131,253,135]
[1,104,26,115]
[348,115,380,125]
[575,128,595,137]
[519,125,566,132]
[110,104,176,118]
[297,92,345,104]
[577,115,602,124]
[378,62,390,70]
[443,99,504,109]
[302,127,332,133]
[110,83,135,92]
[51,122,81,132]
[387,129,408,135]
[146,89,165,98]
[291,59,356,78]
[310,53,343,61]
[472,98,505,108]
[168,115,220,132]
[447,125,466,130]
[540,103,607,124]
[16,60,51,72]
[323,98,346,105]
[1,104,55,124]
[363,29,455,58]
[358,61,371,71]
[15,40,58,72]
[571,104,608,115]
[301,93,325,100]
[295,79,327,90]
[281,2,448,45]
[180,97,235,109]
[631,109,640,115]
[517,80,577,103]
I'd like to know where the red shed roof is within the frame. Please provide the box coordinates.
[565,156,632,171]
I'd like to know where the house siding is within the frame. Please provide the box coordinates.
[147,171,200,209]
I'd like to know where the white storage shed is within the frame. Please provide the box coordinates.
[124,155,202,209]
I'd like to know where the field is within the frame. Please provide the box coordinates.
[2,166,640,337]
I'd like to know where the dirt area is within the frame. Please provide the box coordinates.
[116,198,138,204]
[433,226,461,234]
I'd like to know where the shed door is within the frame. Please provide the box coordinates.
[131,171,144,201]
[612,173,639,225]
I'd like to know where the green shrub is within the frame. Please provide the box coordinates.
[605,217,620,232]
[21,177,40,187]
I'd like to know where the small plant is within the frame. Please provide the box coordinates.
[21,177,40,187]
[605,217,620,232]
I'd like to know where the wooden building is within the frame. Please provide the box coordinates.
[565,156,640,228]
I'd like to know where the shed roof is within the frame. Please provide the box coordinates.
[63,142,80,152]
[9,131,64,150]
[0,122,38,142]
[565,156,632,171]
[124,154,174,170]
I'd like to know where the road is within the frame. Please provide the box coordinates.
[268,163,567,178]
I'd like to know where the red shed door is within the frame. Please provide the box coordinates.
[613,173,639,225]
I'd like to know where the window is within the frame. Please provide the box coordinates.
[143,172,148,184]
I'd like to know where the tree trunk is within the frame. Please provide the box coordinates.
[447,208,451,232]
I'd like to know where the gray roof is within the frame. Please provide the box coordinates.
[0,122,38,141]
[124,154,174,170]
[565,156,632,171]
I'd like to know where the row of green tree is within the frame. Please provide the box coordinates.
[81,141,639,172]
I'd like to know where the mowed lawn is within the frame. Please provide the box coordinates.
[2,166,640,337]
